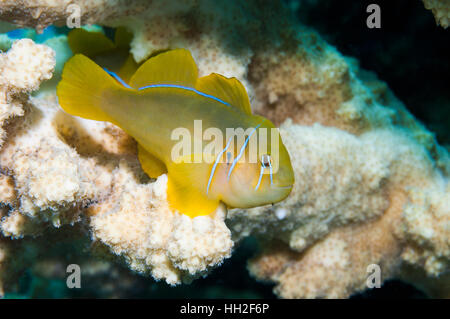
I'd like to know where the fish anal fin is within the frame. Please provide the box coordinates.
[129,49,198,89]
[138,144,167,178]
[195,73,252,114]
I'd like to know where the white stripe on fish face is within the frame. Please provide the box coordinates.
[227,123,261,181]
[255,154,275,191]
[254,164,264,190]
[206,136,233,195]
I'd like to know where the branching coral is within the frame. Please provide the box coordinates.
[0,38,54,147]
[88,170,232,284]
[0,0,448,298]
[422,0,450,28]
[0,0,152,33]
[228,123,449,298]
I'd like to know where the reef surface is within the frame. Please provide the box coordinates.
[0,0,448,298]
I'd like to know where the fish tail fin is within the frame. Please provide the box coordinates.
[57,54,124,123]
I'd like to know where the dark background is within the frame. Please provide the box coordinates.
[293,0,449,145]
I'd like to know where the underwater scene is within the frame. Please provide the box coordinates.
[0,0,448,300]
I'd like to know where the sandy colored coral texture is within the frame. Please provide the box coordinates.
[0,0,448,298]
[422,0,450,28]
[0,0,152,33]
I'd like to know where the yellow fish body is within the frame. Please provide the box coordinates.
[57,49,294,217]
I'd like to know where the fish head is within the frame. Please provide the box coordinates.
[222,119,295,208]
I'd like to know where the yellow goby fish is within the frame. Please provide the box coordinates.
[57,49,294,217]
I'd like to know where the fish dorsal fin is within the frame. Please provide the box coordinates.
[68,29,115,57]
[195,73,252,114]
[129,49,198,89]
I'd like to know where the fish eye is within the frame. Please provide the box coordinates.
[260,154,272,168]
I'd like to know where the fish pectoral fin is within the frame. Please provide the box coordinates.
[129,49,198,89]
[195,73,252,114]
[138,144,167,178]
[167,175,220,218]
[166,155,219,217]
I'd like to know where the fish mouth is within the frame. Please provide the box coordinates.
[271,184,294,190]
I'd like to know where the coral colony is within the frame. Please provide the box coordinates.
[0,0,448,298]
